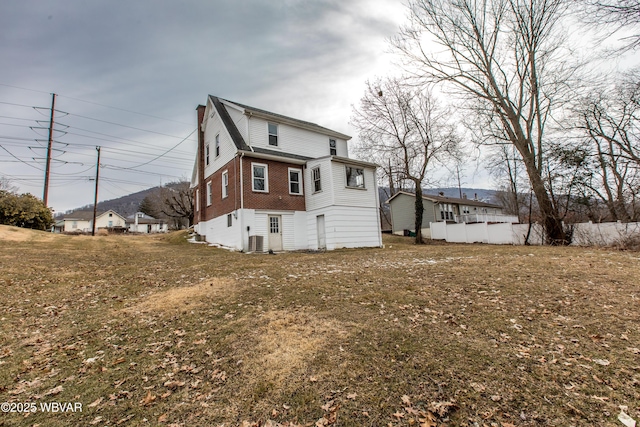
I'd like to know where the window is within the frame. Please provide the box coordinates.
[108,221,113,227]
[222,170,229,198]
[345,166,365,188]
[206,181,212,205]
[215,134,220,157]
[312,167,321,193]
[72,221,77,229]
[269,216,280,233]
[108,213,113,217]
[227,214,232,227]
[252,163,268,192]
[439,203,454,220]
[329,139,337,155]
[205,144,210,166]
[268,123,278,146]
[288,168,302,195]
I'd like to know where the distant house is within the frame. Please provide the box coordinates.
[126,212,168,233]
[191,95,382,251]
[387,191,518,238]
[61,210,127,233]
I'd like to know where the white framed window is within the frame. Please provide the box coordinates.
[329,139,337,155]
[222,170,229,198]
[195,189,200,212]
[205,144,210,166]
[345,166,365,188]
[206,181,212,206]
[288,168,303,195]
[252,163,268,192]
[227,214,232,227]
[312,166,321,193]
[439,203,454,220]
[72,221,78,229]
[268,123,278,146]
[215,134,220,157]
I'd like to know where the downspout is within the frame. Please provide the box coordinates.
[373,169,383,247]
[239,152,245,251]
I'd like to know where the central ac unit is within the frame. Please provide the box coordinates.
[248,235,264,252]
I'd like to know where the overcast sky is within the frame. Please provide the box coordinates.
[1,0,421,213]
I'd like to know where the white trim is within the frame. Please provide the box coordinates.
[206,181,212,206]
[251,162,269,193]
[288,167,303,195]
[267,122,278,147]
[222,170,229,198]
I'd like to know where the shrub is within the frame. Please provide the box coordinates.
[0,191,54,231]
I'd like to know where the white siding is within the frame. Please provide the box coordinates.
[247,116,348,158]
[331,162,377,208]
[306,206,381,250]
[202,212,243,249]
[304,158,334,211]
[224,103,249,142]
[203,104,237,179]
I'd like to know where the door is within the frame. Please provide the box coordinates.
[317,215,326,249]
[268,215,283,251]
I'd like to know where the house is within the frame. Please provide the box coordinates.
[191,95,382,252]
[126,212,168,233]
[387,191,518,238]
[61,210,127,233]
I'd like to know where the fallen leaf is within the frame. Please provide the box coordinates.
[158,414,168,423]
[140,390,156,406]
[347,393,357,400]
[89,416,103,425]
[43,385,63,396]
[593,358,610,366]
[88,397,103,408]
[393,411,405,419]
[402,394,412,406]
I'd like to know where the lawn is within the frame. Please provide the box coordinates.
[0,226,638,427]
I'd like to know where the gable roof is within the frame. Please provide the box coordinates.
[210,95,351,143]
[62,210,126,221]
[210,96,251,151]
[387,191,502,209]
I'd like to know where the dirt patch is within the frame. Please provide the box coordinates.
[247,310,347,385]
[125,278,236,314]
[0,225,59,242]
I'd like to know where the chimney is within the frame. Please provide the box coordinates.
[196,104,206,227]
[439,191,444,196]
[462,193,467,199]
[474,193,478,201]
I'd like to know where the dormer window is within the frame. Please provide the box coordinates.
[329,139,337,155]
[268,123,278,146]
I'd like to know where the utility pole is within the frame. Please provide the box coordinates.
[456,165,463,199]
[92,146,101,236]
[43,93,57,206]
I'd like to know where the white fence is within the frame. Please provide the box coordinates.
[430,221,640,246]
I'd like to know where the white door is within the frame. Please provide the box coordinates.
[317,215,326,249]
[268,215,283,251]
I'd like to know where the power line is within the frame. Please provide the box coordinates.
[61,110,192,139]
[0,145,43,171]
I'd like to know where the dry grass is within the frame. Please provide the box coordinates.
[0,226,639,427]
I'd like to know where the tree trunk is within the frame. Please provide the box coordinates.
[522,156,566,245]
[414,183,424,244]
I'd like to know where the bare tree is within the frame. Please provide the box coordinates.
[159,181,193,229]
[573,70,640,220]
[394,0,578,244]
[579,0,640,51]
[351,77,460,243]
